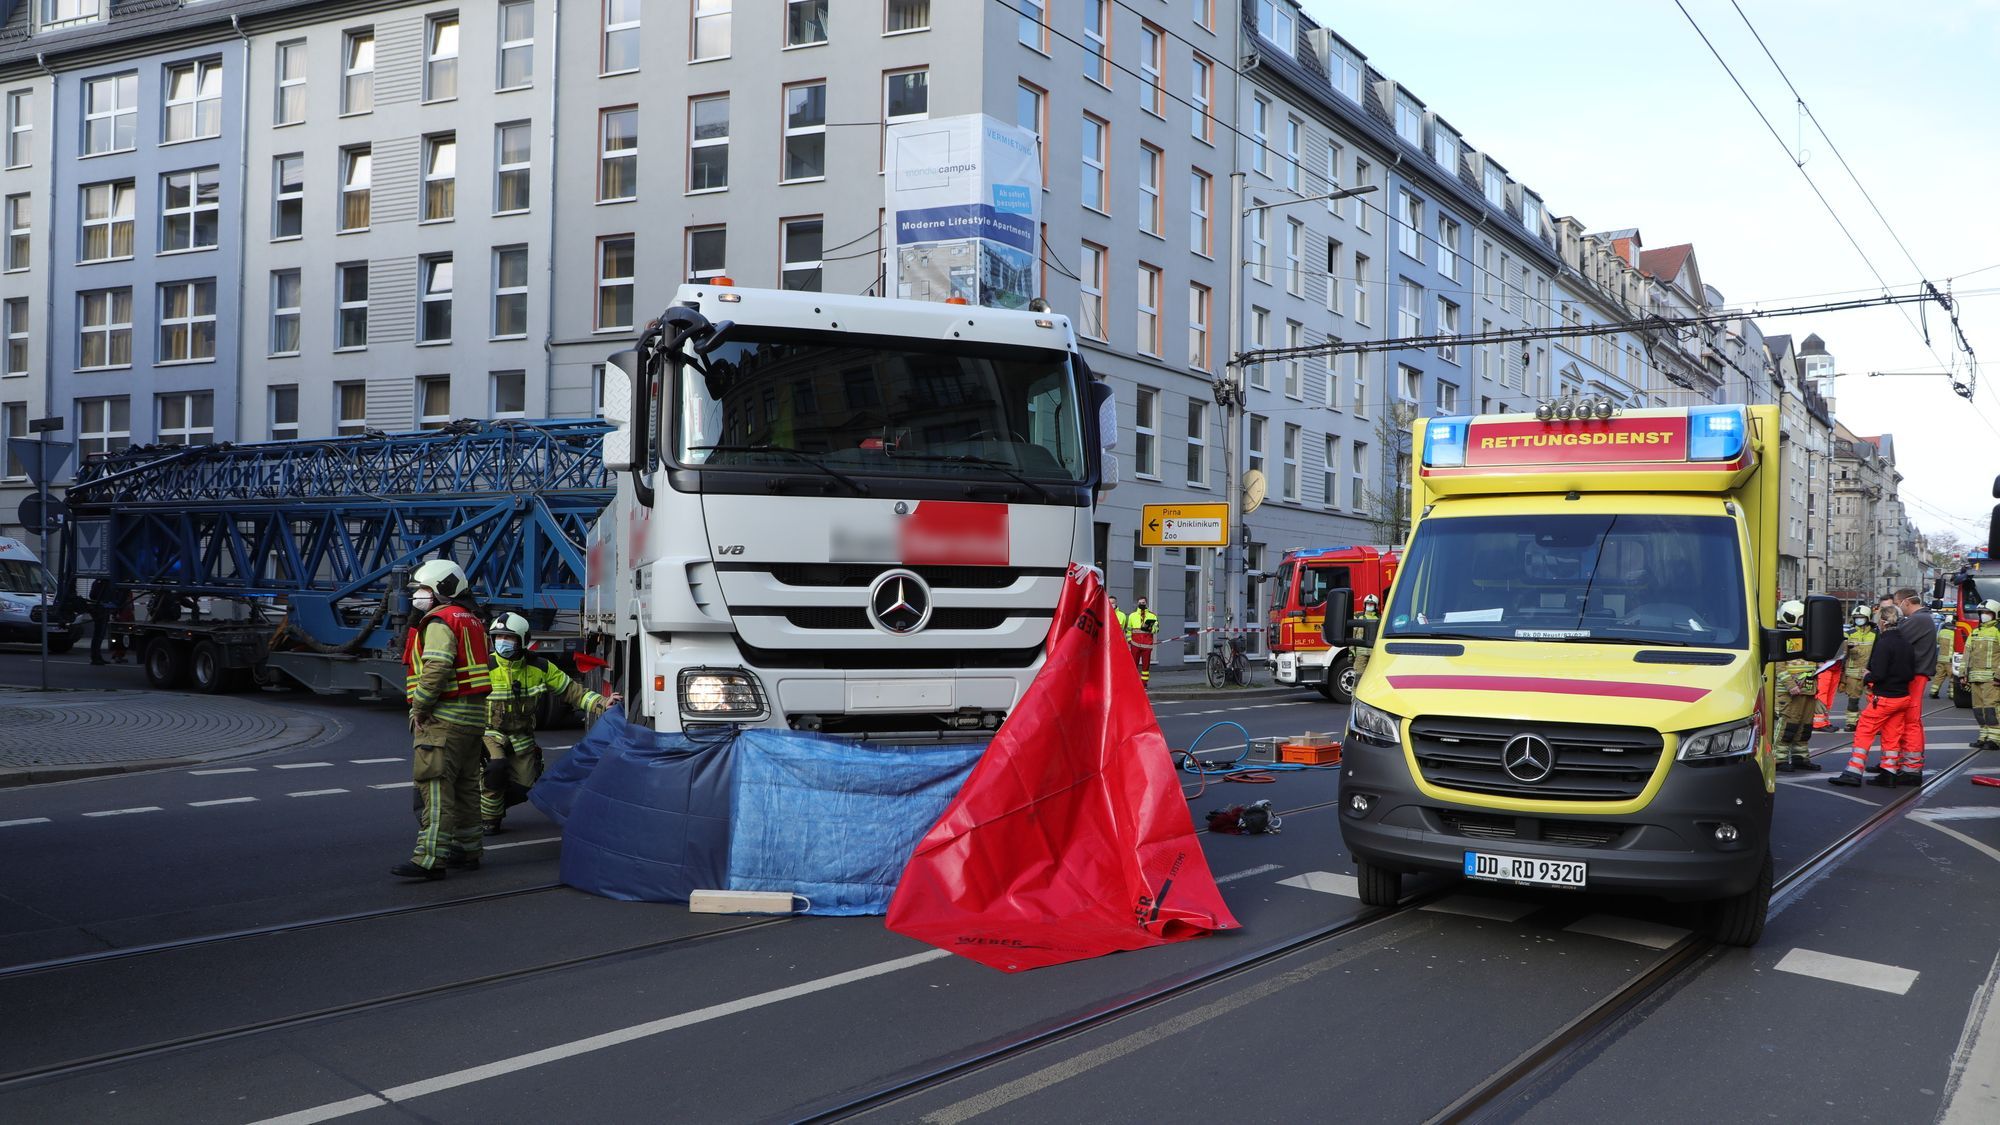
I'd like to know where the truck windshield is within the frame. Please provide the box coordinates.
[0,559,54,596]
[674,327,1086,484]
[1383,513,1749,650]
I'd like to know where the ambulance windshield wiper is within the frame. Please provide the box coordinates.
[884,451,1055,502]
[687,444,871,495]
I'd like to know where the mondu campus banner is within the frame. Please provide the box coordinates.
[886,115,1041,310]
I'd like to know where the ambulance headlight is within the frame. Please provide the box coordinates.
[1676,717,1759,762]
[1348,699,1402,746]
[678,668,768,719]
[1422,418,1470,469]
[1688,405,1749,462]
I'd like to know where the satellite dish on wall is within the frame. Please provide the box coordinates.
[1242,469,1268,515]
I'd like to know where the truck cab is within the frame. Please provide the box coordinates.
[1335,402,1840,946]
[1266,545,1398,702]
[589,285,1108,736]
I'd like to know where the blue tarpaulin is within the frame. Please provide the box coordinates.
[530,711,985,915]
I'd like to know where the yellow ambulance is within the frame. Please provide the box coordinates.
[1336,401,1840,945]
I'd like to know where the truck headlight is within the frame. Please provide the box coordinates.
[1348,699,1402,746]
[1676,717,1759,762]
[677,668,767,719]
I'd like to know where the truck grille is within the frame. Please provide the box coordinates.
[1409,717,1664,801]
[771,606,1022,631]
[1435,810,1625,848]
[739,564,1062,589]
[735,639,1043,670]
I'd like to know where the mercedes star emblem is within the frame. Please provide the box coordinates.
[1501,734,1556,784]
[868,569,933,635]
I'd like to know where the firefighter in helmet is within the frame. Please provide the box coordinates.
[481,613,619,835]
[1835,607,1876,732]
[1350,593,1382,684]
[1773,600,1821,772]
[394,558,491,881]
[1968,600,2000,752]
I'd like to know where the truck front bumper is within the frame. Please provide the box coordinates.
[1336,736,1771,903]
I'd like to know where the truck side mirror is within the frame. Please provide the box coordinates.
[1989,473,1999,556]
[1088,378,1118,492]
[1800,594,1843,663]
[600,349,639,471]
[1320,588,1354,647]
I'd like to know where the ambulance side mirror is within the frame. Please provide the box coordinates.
[1987,473,1998,556]
[1800,595,1843,663]
[1321,588,1374,649]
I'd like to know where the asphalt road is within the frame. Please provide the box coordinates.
[4,650,1999,1123]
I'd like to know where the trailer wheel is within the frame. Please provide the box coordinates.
[1704,849,1772,948]
[1355,858,1402,907]
[189,641,231,694]
[144,639,190,690]
[1325,653,1356,704]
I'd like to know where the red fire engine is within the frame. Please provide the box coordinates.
[1264,545,1398,702]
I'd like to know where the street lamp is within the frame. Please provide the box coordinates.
[1216,178,1379,653]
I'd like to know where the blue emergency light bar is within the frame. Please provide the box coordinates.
[1687,405,1749,462]
[1422,417,1472,469]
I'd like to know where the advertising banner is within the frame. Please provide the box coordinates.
[886,115,1042,309]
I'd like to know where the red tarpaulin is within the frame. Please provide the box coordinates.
[886,565,1240,972]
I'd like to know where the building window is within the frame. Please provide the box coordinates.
[689,95,728,192]
[342,30,374,115]
[781,217,822,291]
[1352,352,1368,414]
[41,0,102,29]
[1285,218,1304,297]
[1436,379,1459,414]
[1398,280,1423,339]
[498,2,535,88]
[270,269,301,355]
[1354,159,1372,231]
[1138,143,1162,237]
[1353,252,1371,325]
[157,392,214,446]
[1522,195,1543,238]
[3,195,26,271]
[1324,237,1341,315]
[492,246,528,337]
[419,255,453,343]
[495,122,532,212]
[593,107,637,201]
[78,396,129,458]
[1484,164,1506,208]
[884,68,927,126]
[1190,54,1213,142]
[1134,386,1158,478]
[1250,96,1268,176]
[1284,320,1304,397]
[161,169,220,253]
[158,279,216,363]
[1328,42,1361,102]
[1016,80,1047,183]
[82,72,137,156]
[5,90,31,167]
[491,371,527,419]
[1437,298,1460,363]
[1247,208,1268,283]
[686,225,726,280]
[1284,117,1301,191]
[1188,282,1210,371]
[268,386,298,440]
[336,263,368,349]
[1136,263,1161,358]
[274,40,306,125]
[78,287,131,369]
[1083,0,1109,85]
[417,375,452,429]
[1432,125,1456,172]
[1017,0,1047,51]
[1437,215,1460,281]
[1395,93,1421,146]
[1248,307,1269,389]
[162,58,222,144]
[1186,399,1208,486]
[886,0,929,33]
[1350,441,1369,510]
[1080,114,1106,212]
[271,156,303,239]
[422,134,456,221]
[1247,414,1266,477]
[1282,424,1301,502]
[1398,363,1421,403]
[1256,0,1294,50]
[425,14,459,101]
[1322,435,1339,507]
[596,236,634,330]
[786,0,828,47]
[781,84,824,183]
[1324,345,1342,408]
[685,0,723,65]
[335,382,367,436]
[1132,532,1154,608]
[604,0,643,71]
[1139,22,1164,116]
[339,147,371,231]
[1077,242,1105,340]
[1397,191,1423,261]
[0,403,22,477]
[3,299,24,375]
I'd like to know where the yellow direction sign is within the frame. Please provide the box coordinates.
[1141,503,1229,548]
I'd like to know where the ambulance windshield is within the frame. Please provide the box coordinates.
[1383,513,1748,649]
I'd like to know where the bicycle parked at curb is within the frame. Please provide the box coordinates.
[1206,635,1251,688]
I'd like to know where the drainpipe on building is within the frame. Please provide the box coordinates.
[231,16,252,442]
[540,0,563,414]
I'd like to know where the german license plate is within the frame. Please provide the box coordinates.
[1463,851,1588,889]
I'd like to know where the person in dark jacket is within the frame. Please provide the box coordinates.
[86,579,124,665]
[1830,604,1920,787]
[1893,588,1936,767]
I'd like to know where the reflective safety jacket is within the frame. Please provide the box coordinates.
[1125,608,1159,644]
[1968,623,2000,684]
[1937,624,1958,670]
[486,654,608,736]
[1777,658,1819,696]
[406,604,491,726]
[1842,627,1876,676]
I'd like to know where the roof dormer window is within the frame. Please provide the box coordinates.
[40,0,102,31]
[1256,0,1294,55]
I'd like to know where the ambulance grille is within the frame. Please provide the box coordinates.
[1409,717,1664,801]
[1435,810,1625,848]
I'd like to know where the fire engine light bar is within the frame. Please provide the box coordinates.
[1422,417,1471,468]
[1687,405,1749,462]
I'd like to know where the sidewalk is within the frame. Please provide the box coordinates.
[0,688,332,787]
[1141,658,1312,700]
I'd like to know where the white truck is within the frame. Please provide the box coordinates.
[584,285,1113,735]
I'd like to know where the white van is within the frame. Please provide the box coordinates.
[0,536,76,652]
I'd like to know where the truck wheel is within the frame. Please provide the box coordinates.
[1326,653,1356,704]
[1355,858,1402,907]
[144,639,190,690]
[1705,850,1772,947]
[189,641,231,694]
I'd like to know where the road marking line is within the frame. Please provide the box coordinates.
[83,807,162,818]
[250,948,952,1125]
[1910,815,2000,867]
[1423,895,1538,922]
[350,758,403,765]
[1214,863,1283,884]
[1972,768,2000,776]
[485,836,560,851]
[190,767,255,775]
[274,762,332,770]
[1940,947,2000,1125]
[1564,914,1690,950]
[0,817,52,828]
[286,789,348,798]
[1276,871,1358,898]
[1778,776,1877,806]
[369,782,415,790]
[1914,807,2000,822]
[1775,948,1919,995]
[189,797,259,807]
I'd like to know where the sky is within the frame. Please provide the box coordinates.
[1300,0,2000,549]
